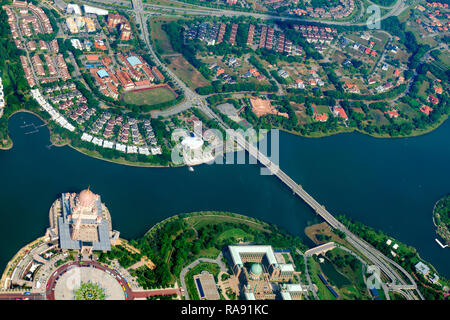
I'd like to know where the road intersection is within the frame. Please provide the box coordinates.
[77,0,423,300]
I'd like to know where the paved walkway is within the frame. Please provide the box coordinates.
[296,249,318,300]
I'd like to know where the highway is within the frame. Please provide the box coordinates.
[77,0,423,300]
[83,0,408,27]
[196,101,422,300]
[140,0,408,26]
[130,0,207,117]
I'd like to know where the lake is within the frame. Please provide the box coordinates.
[0,112,448,277]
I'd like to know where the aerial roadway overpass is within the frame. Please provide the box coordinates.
[198,104,423,300]
[83,0,408,27]
[80,0,420,300]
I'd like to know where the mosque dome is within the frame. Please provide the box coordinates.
[78,189,96,207]
[181,136,203,150]
[250,263,263,277]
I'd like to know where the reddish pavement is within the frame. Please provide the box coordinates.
[0,260,182,300]
[0,292,43,300]
[131,288,182,299]
[45,261,133,300]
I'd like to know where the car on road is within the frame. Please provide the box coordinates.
[24,292,31,295]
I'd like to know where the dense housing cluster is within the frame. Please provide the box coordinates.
[414,2,449,35]
[10,2,168,160]
[4,1,70,87]
[289,0,355,19]
[88,52,165,100]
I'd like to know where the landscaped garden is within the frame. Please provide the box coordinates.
[74,282,106,300]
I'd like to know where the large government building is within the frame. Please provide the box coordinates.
[47,188,119,256]
[228,245,298,300]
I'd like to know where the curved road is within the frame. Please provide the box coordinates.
[78,0,423,300]
[45,261,133,300]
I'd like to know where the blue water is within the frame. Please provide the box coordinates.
[0,112,448,277]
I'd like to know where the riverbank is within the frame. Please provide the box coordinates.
[432,195,450,247]
[1,105,449,167]
[1,111,449,279]
[0,236,46,290]
[338,215,449,300]
[1,110,174,168]
[0,109,48,150]
[131,211,308,293]
[69,145,171,168]
[3,210,448,299]
[275,114,449,139]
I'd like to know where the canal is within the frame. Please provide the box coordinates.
[0,112,448,277]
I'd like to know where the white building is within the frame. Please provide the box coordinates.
[83,5,108,16]
[66,4,81,15]
[70,38,83,50]
[415,261,430,276]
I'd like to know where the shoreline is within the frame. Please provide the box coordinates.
[431,195,450,247]
[1,109,449,168]
[3,211,446,297]
[277,114,449,140]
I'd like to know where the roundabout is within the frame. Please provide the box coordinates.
[47,261,131,300]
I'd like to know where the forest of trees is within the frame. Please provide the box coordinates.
[0,4,35,145]
[129,213,307,289]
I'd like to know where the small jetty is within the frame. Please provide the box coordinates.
[24,129,38,135]
[22,122,39,135]
[435,238,448,249]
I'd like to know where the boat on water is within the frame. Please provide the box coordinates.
[188,166,194,172]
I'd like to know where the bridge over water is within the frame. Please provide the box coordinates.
[198,104,422,300]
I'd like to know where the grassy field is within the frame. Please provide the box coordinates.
[417,80,430,99]
[197,247,221,259]
[122,87,177,105]
[308,257,338,300]
[148,17,210,90]
[186,213,270,232]
[144,0,203,9]
[217,228,254,243]
[168,55,210,89]
[150,18,178,56]
[324,248,370,300]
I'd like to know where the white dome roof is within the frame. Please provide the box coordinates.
[181,136,203,150]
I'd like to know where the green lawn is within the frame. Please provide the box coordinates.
[122,87,176,106]
[149,18,178,56]
[217,228,253,243]
[186,213,269,232]
[197,247,221,259]
[417,81,429,99]
[308,258,337,300]
[324,248,370,300]
[168,55,210,89]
